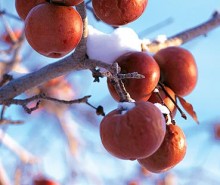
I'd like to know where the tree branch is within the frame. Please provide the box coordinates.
[142,11,220,53]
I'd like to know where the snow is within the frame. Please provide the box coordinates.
[154,103,172,124]
[155,34,167,43]
[118,102,136,115]
[86,25,142,65]
[154,103,170,115]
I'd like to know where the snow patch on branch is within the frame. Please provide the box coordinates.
[87,26,142,64]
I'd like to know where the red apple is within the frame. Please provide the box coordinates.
[153,47,198,97]
[15,0,84,20]
[62,0,84,6]
[92,0,148,26]
[15,0,46,20]
[138,124,187,173]
[34,177,59,185]
[100,101,166,160]
[25,3,83,58]
[107,51,160,102]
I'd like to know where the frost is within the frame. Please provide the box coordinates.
[153,88,159,93]
[154,103,172,124]
[118,102,136,115]
[87,25,142,65]
[154,103,170,114]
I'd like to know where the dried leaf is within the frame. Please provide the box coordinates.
[177,96,199,124]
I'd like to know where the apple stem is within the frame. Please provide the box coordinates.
[158,82,187,120]
[86,102,105,116]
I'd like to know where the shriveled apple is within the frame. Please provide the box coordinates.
[100,101,166,160]
[138,124,187,173]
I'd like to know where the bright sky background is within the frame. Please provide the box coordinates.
[1,0,220,185]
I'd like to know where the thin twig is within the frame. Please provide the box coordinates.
[107,63,135,102]
[158,82,187,120]
[3,94,91,114]
[0,119,23,125]
[0,10,21,21]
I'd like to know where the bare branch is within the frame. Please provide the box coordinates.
[142,11,220,53]
[0,119,23,125]
[0,74,13,87]
[108,63,134,102]
[2,94,91,114]
[0,129,38,164]
[118,72,145,80]
[0,9,21,21]
[56,113,79,156]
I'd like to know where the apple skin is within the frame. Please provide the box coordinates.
[148,85,177,116]
[64,0,84,6]
[107,51,160,102]
[100,101,166,160]
[153,47,198,97]
[34,178,59,185]
[25,3,83,58]
[138,124,187,173]
[92,0,148,26]
[15,0,46,20]
[15,0,84,20]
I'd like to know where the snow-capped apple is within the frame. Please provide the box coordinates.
[100,101,166,160]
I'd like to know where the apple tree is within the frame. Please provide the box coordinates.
[0,0,220,184]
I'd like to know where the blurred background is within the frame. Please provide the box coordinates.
[1,0,220,184]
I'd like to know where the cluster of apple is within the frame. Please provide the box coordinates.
[101,46,198,173]
[15,0,84,58]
